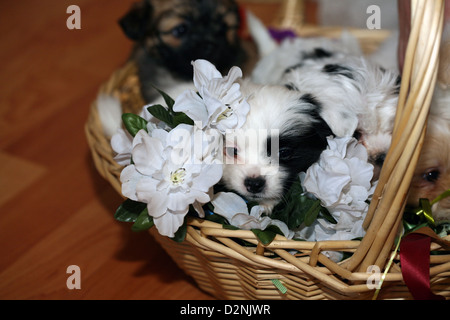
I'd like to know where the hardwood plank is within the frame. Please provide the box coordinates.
[0,188,211,300]
[0,0,213,300]
[0,0,134,149]
[0,152,47,206]
[0,0,306,301]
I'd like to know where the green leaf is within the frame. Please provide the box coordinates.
[223,224,240,230]
[252,229,276,245]
[252,225,283,245]
[205,213,230,225]
[131,208,154,232]
[153,86,175,112]
[270,179,327,229]
[303,200,322,226]
[146,104,173,127]
[319,207,337,224]
[171,219,188,242]
[172,112,194,126]
[122,113,148,137]
[114,199,147,223]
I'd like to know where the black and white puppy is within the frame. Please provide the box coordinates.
[120,0,246,103]
[248,14,400,179]
[221,81,333,211]
[279,53,400,179]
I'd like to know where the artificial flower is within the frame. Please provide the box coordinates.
[120,125,223,237]
[211,192,294,239]
[295,137,376,248]
[110,106,163,166]
[111,128,134,166]
[173,59,250,133]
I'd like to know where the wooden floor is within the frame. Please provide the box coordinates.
[0,0,316,300]
[0,0,231,300]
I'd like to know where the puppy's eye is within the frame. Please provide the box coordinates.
[423,170,440,183]
[171,23,189,38]
[225,147,238,158]
[279,147,294,160]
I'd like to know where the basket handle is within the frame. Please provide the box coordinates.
[352,0,445,272]
[274,0,305,29]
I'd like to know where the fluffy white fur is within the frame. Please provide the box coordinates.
[96,94,123,138]
[248,15,400,179]
[284,55,399,177]
[221,81,331,211]
[250,32,362,86]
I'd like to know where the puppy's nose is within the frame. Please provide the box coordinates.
[244,177,266,194]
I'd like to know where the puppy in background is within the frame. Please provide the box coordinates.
[280,54,400,180]
[247,13,400,179]
[120,0,246,103]
[408,24,450,224]
[221,81,334,211]
[408,87,450,224]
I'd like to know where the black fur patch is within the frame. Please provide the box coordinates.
[119,1,153,41]
[300,93,322,111]
[322,64,354,80]
[303,48,333,60]
[265,111,333,193]
[284,83,299,91]
[394,75,401,94]
[284,63,304,74]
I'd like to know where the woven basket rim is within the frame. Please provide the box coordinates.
[85,0,450,299]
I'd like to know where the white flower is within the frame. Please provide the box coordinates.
[295,136,376,253]
[120,125,223,237]
[110,105,165,166]
[211,192,294,239]
[302,136,374,213]
[111,128,134,166]
[173,59,250,133]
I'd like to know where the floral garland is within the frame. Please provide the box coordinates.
[110,59,447,257]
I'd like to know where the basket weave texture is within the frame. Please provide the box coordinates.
[85,0,450,299]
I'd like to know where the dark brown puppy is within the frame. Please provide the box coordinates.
[120,0,246,102]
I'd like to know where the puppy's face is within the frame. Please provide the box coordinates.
[120,0,243,78]
[408,116,450,224]
[352,66,400,180]
[221,84,333,209]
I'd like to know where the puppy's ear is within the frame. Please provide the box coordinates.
[246,11,278,57]
[313,113,334,140]
[298,93,334,139]
[319,108,358,138]
[119,0,153,41]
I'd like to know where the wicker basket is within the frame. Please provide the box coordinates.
[85,0,450,299]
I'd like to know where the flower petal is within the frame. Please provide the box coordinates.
[111,128,132,155]
[136,179,167,218]
[192,59,222,89]
[173,90,209,128]
[211,192,249,220]
[230,214,261,229]
[120,165,141,201]
[153,208,188,238]
[189,164,223,193]
[132,131,164,176]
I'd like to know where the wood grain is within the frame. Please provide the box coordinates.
[0,0,215,300]
[0,0,302,300]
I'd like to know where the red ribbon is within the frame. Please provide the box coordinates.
[400,231,445,300]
